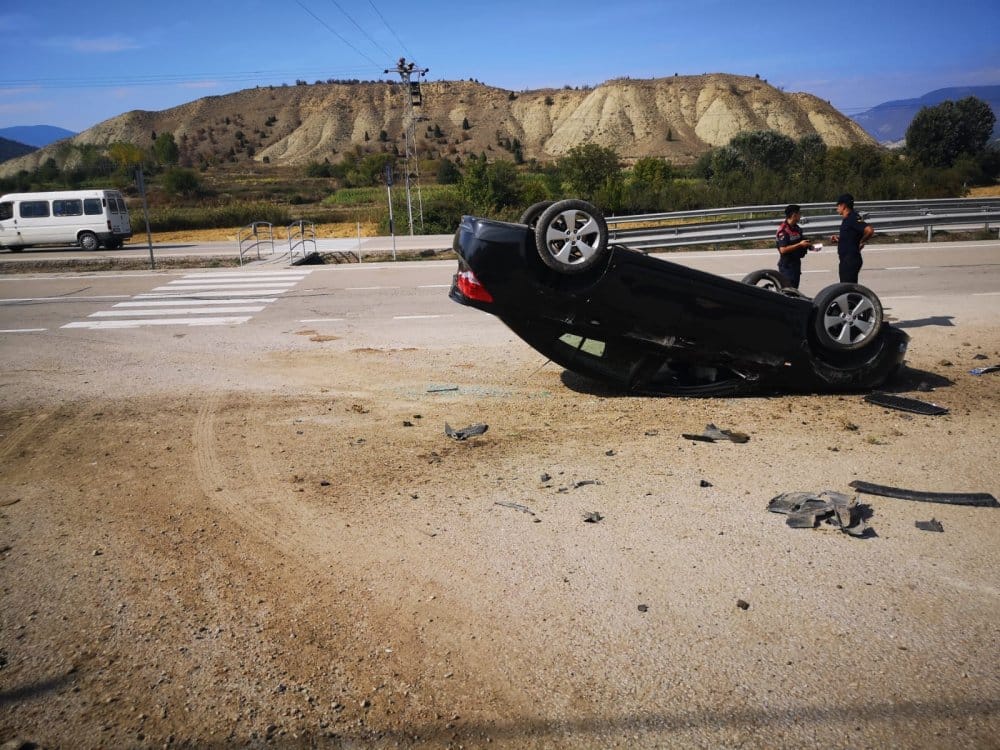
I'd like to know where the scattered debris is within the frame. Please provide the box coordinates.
[972,353,989,360]
[583,512,604,523]
[682,423,750,443]
[573,479,601,489]
[637,604,649,613]
[644,429,659,437]
[427,385,460,393]
[444,422,488,440]
[350,403,370,414]
[849,481,998,508]
[699,479,713,488]
[736,599,750,611]
[915,518,945,533]
[403,420,414,427]
[494,501,535,516]
[970,364,1000,376]
[605,449,616,456]
[540,473,552,483]
[768,490,870,537]
[864,392,948,415]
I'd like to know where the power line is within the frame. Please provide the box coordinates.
[326,0,392,59]
[366,0,413,60]
[294,0,383,69]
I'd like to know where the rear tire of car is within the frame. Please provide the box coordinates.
[78,232,99,251]
[534,199,609,275]
[812,283,883,352]
[741,269,789,292]
[518,201,555,230]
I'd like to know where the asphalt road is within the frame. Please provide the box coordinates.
[1,238,998,351]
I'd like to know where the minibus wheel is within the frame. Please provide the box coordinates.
[78,232,99,251]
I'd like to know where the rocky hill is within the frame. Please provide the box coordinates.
[0,74,874,176]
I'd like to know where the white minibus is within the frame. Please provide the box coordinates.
[0,189,132,251]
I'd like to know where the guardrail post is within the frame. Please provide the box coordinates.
[926,224,932,242]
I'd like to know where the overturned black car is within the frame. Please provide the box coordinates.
[449,199,909,396]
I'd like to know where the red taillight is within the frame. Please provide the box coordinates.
[455,270,493,303]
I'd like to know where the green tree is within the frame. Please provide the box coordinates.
[630,157,674,189]
[906,96,996,168]
[107,142,145,171]
[728,130,797,173]
[153,132,180,166]
[460,159,519,213]
[436,157,461,185]
[161,167,201,197]
[557,144,622,199]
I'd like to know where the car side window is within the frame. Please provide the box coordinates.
[53,199,83,217]
[0,202,12,221]
[84,199,103,215]
[19,200,50,218]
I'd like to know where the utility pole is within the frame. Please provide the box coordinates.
[384,57,428,235]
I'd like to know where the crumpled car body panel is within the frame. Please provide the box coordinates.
[449,215,909,396]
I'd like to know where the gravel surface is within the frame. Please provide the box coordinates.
[1,319,999,748]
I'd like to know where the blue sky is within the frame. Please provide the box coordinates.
[2,0,998,132]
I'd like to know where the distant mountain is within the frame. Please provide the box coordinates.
[851,85,1000,144]
[0,125,77,148]
[0,136,37,163]
[0,75,875,178]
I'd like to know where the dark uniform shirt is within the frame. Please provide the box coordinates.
[837,210,868,259]
[776,220,807,287]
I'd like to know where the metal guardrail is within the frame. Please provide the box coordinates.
[287,219,317,261]
[607,198,1000,251]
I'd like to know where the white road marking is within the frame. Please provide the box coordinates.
[58,270,311,329]
[63,317,253,329]
[2,295,132,303]
[346,286,400,291]
[885,266,920,270]
[0,328,47,333]
[881,295,924,300]
[91,306,266,317]
[418,284,452,288]
[393,314,454,320]
[299,318,345,323]
[135,289,293,298]
[973,291,1000,296]
[113,298,277,307]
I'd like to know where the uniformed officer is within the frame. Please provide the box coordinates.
[775,203,811,288]
[830,193,874,283]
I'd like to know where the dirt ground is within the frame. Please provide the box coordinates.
[1,318,999,748]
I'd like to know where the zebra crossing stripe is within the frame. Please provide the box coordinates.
[60,270,311,329]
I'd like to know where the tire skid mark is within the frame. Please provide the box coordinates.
[0,412,51,464]
[192,393,310,556]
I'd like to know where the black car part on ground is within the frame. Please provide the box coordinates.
[848,481,999,507]
[449,201,909,396]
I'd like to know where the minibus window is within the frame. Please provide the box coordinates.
[19,201,50,218]
[0,202,12,221]
[84,199,102,215]
[53,199,83,216]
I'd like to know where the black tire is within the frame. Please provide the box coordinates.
[78,231,99,251]
[812,283,883,352]
[534,199,609,275]
[517,201,555,230]
[741,269,789,292]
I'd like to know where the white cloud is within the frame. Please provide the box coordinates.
[40,35,142,53]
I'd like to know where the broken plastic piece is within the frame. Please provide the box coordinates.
[444,422,488,440]
[915,519,944,532]
[583,511,604,523]
[864,392,948,415]
[969,365,1000,375]
[768,490,870,536]
[849,481,998,507]
[682,423,750,443]
[494,501,535,516]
